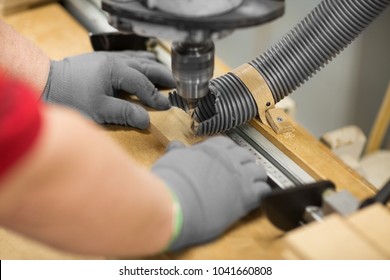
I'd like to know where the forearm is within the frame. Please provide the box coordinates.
[0,106,173,257]
[0,20,50,95]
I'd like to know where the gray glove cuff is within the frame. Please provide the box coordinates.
[41,60,73,105]
[155,168,209,251]
[41,61,53,101]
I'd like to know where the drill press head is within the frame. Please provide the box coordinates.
[171,40,215,108]
[102,0,285,108]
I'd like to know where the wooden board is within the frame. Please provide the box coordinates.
[283,204,390,259]
[250,119,376,200]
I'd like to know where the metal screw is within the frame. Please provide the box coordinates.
[303,205,324,222]
[277,116,283,122]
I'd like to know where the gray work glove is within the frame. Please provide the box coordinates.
[42,51,175,129]
[152,136,271,251]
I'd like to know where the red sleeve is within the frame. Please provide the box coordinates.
[0,73,42,179]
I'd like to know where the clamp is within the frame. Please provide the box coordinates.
[261,179,390,231]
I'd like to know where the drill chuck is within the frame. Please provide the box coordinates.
[171,40,215,103]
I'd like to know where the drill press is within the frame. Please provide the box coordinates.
[102,0,285,109]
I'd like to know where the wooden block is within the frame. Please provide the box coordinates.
[348,204,390,257]
[266,108,294,134]
[359,150,390,190]
[149,107,207,147]
[283,214,387,259]
[320,125,367,162]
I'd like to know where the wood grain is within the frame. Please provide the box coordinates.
[283,204,390,259]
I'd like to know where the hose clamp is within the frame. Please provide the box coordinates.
[231,63,293,133]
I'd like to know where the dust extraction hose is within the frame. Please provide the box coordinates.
[171,0,390,135]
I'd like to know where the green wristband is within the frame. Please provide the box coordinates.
[164,188,183,251]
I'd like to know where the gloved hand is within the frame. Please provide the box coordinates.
[41,51,176,129]
[152,136,271,251]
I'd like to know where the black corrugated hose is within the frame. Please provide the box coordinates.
[170,0,390,135]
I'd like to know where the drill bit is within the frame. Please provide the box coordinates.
[168,90,200,134]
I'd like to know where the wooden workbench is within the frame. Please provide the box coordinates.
[0,3,380,260]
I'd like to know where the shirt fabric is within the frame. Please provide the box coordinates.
[0,73,42,179]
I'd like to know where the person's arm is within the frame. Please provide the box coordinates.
[0,78,271,257]
[0,20,50,95]
[0,104,174,257]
